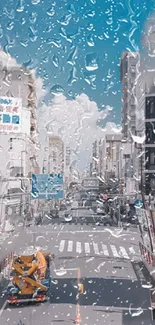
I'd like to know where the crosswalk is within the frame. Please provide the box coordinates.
[58,239,139,260]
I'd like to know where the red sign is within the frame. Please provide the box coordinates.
[103,195,108,200]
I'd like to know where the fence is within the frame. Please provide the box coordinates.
[139,241,155,266]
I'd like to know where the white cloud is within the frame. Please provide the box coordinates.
[0,48,19,68]
[39,93,121,170]
[31,70,48,105]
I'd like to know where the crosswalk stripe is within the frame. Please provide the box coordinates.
[119,246,129,259]
[85,243,90,254]
[110,245,120,258]
[101,244,109,256]
[93,242,100,254]
[76,242,82,254]
[129,247,136,254]
[59,240,65,252]
[68,241,73,252]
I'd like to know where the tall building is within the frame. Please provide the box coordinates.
[135,72,155,195]
[64,146,71,187]
[145,95,155,194]
[120,51,140,139]
[0,50,38,228]
[48,135,64,174]
[105,134,122,179]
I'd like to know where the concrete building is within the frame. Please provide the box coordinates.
[120,51,140,139]
[64,146,71,188]
[91,140,99,176]
[105,134,122,179]
[0,50,38,229]
[117,141,136,195]
[47,135,64,174]
[135,71,155,195]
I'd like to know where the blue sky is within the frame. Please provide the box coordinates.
[0,0,154,125]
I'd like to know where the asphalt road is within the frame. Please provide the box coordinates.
[0,218,154,325]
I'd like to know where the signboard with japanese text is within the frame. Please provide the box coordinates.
[31,173,64,200]
[0,97,22,133]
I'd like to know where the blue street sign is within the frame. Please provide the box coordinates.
[31,174,64,199]
[134,199,143,208]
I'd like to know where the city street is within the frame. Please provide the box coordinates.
[0,214,154,325]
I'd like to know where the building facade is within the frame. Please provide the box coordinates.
[120,51,140,139]
[0,50,38,229]
[105,134,122,179]
[48,135,64,174]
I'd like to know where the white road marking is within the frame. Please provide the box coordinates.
[101,244,109,256]
[30,230,138,235]
[119,246,129,259]
[129,247,136,254]
[59,240,65,252]
[68,240,73,252]
[76,242,82,254]
[0,300,7,317]
[110,245,120,258]
[85,242,90,254]
[93,242,100,255]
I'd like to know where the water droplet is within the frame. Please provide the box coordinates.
[46,37,61,48]
[60,27,72,43]
[3,8,15,19]
[20,39,29,47]
[29,12,37,24]
[55,268,67,276]
[47,6,55,17]
[31,0,40,4]
[87,10,95,17]
[52,54,59,68]
[87,23,94,31]
[90,0,96,3]
[50,84,64,96]
[87,34,95,47]
[16,0,25,12]
[85,53,98,71]
[68,67,77,85]
[68,4,75,14]
[104,32,110,39]
[7,22,14,31]
[21,17,26,25]
[131,133,145,144]
[67,46,78,65]
[64,215,72,222]
[58,14,72,26]
[29,26,38,42]
[141,283,152,289]
[98,35,104,40]
[84,72,96,89]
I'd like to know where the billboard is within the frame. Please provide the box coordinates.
[31,174,63,199]
[0,97,22,133]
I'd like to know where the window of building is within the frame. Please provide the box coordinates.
[145,122,155,144]
[150,152,155,165]
[146,96,155,118]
